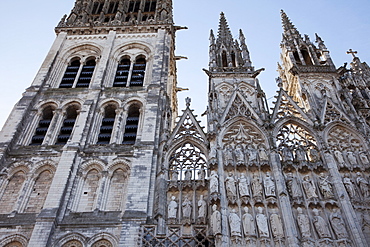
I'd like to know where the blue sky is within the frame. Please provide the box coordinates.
[0,0,369,129]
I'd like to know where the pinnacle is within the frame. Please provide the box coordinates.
[217,12,233,45]
[280,10,301,40]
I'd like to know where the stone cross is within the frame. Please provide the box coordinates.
[346,49,358,58]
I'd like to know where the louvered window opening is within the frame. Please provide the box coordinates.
[56,118,76,145]
[123,106,140,144]
[30,107,54,145]
[76,60,96,88]
[113,58,130,87]
[60,60,80,88]
[97,105,116,144]
[130,58,146,87]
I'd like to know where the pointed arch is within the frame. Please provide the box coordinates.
[325,123,368,152]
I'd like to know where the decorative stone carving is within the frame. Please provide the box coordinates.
[286,173,302,199]
[343,173,356,198]
[281,145,294,163]
[242,207,256,236]
[264,172,276,197]
[308,147,320,163]
[234,145,245,165]
[225,145,234,165]
[168,196,178,219]
[238,174,250,198]
[198,195,207,222]
[329,208,348,239]
[171,169,178,181]
[256,207,269,237]
[312,208,331,239]
[198,167,205,180]
[347,150,357,167]
[184,169,192,180]
[302,175,318,199]
[252,174,263,198]
[295,146,307,163]
[211,204,222,235]
[225,172,237,202]
[318,173,334,199]
[356,172,369,198]
[210,171,219,194]
[359,151,370,167]
[182,196,192,219]
[297,207,311,238]
[270,210,284,238]
[246,145,258,165]
[229,209,242,237]
[258,145,269,162]
[334,148,346,169]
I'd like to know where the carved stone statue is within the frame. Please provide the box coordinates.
[256,207,269,237]
[297,207,311,238]
[343,173,356,198]
[281,145,294,163]
[229,209,242,237]
[258,145,269,162]
[225,145,234,165]
[356,172,370,198]
[211,204,222,235]
[334,148,346,168]
[210,171,219,194]
[246,145,258,164]
[198,168,205,180]
[242,207,256,236]
[184,169,192,180]
[198,195,207,220]
[347,151,357,167]
[225,172,237,201]
[252,174,263,197]
[295,146,307,163]
[238,174,250,198]
[308,147,320,163]
[234,145,245,165]
[182,196,192,219]
[302,175,318,199]
[318,173,334,199]
[270,211,284,238]
[171,169,178,181]
[286,172,302,199]
[359,151,370,167]
[312,208,331,239]
[330,208,348,239]
[168,196,178,219]
[264,172,276,197]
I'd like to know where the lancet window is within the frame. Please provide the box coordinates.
[97,105,117,144]
[113,55,146,87]
[56,104,80,145]
[30,105,55,145]
[113,57,131,87]
[122,104,140,144]
[130,56,146,87]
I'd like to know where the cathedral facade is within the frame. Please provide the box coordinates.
[0,1,369,247]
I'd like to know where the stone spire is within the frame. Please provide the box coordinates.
[216,12,233,46]
[239,29,252,67]
[281,10,302,42]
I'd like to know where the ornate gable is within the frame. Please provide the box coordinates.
[321,98,352,126]
[271,89,313,124]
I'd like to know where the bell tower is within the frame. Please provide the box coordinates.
[0,0,179,246]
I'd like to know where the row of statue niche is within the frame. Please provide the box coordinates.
[223,144,269,166]
[167,195,208,223]
[209,171,276,199]
[170,167,206,181]
[296,207,348,240]
[211,205,284,239]
[333,147,370,169]
[280,145,321,164]
[285,172,335,200]
[342,172,370,199]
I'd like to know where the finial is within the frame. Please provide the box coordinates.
[346,49,358,58]
[276,77,283,88]
[185,97,191,107]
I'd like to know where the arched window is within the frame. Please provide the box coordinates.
[56,105,79,145]
[301,49,313,65]
[30,105,55,145]
[4,241,23,247]
[25,170,54,213]
[231,51,236,67]
[0,171,26,214]
[122,104,140,144]
[113,57,131,87]
[77,169,100,212]
[60,59,80,88]
[76,58,96,88]
[97,105,117,144]
[59,57,96,88]
[62,240,83,247]
[221,50,228,67]
[130,56,146,87]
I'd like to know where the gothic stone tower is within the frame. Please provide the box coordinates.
[0,0,179,246]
